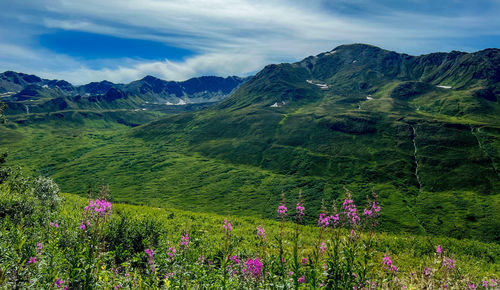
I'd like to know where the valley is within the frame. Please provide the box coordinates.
[1,44,499,243]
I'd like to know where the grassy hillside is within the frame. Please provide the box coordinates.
[0,44,499,244]
[0,170,498,288]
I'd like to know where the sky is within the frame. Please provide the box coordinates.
[0,0,499,85]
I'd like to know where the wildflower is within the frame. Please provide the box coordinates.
[424,267,432,276]
[36,243,43,255]
[363,208,372,216]
[198,256,205,264]
[223,219,233,233]
[55,278,63,288]
[330,214,340,227]
[49,222,59,228]
[230,255,239,264]
[28,257,36,264]
[343,199,360,225]
[301,257,307,265]
[436,245,443,254]
[278,204,288,216]
[482,281,488,288]
[80,221,86,230]
[318,213,330,228]
[167,246,177,259]
[320,242,326,254]
[298,276,305,284]
[257,226,266,240]
[490,279,498,287]
[180,234,189,250]
[372,201,381,212]
[145,248,155,271]
[296,202,305,216]
[443,258,456,269]
[444,284,449,288]
[383,254,397,273]
[243,257,263,278]
[469,283,477,289]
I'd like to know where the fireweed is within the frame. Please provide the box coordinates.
[1,181,498,289]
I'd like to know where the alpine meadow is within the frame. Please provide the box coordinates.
[0,1,499,289]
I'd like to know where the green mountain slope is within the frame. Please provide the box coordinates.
[1,44,499,242]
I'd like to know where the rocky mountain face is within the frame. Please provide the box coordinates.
[132,44,500,241]
[0,72,247,115]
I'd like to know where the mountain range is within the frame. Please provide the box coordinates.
[1,43,499,242]
[0,71,247,117]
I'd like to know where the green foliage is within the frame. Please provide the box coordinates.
[0,174,498,288]
[1,44,499,244]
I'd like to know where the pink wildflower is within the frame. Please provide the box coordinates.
[330,214,340,227]
[444,258,456,269]
[180,234,189,250]
[167,246,177,259]
[318,213,330,228]
[469,283,477,289]
[257,226,266,240]
[223,219,233,233]
[278,204,288,216]
[28,257,36,264]
[320,242,327,254]
[343,199,360,225]
[230,255,239,264]
[54,278,63,288]
[80,221,86,230]
[436,245,443,254]
[482,281,488,288]
[296,202,305,216]
[243,257,263,278]
[424,267,432,276]
[383,254,397,273]
[298,276,305,284]
[301,257,307,265]
[145,248,155,271]
[490,279,498,287]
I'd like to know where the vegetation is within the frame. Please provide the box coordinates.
[1,45,499,244]
[0,171,498,288]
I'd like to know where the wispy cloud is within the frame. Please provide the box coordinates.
[0,0,499,84]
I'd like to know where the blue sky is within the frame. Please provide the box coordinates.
[0,0,499,84]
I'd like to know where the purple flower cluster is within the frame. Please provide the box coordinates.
[343,199,360,226]
[443,257,456,269]
[278,204,287,216]
[318,213,330,228]
[49,222,59,228]
[383,254,397,273]
[180,234,189,250]
[256,226,266,240]
[168,246,177,259]
[296,202,305,216]
[243,257,263,278]
[145,248,155,271]
[482,279,498,288]
[223,219,232,233]
[84,199,112,217]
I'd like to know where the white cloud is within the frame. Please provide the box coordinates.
[37,52,266,85]
[0,0,499,84]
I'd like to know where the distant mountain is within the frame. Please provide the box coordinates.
[0,71,248,116]
[133,44,500,241]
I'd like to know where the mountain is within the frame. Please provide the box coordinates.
[1,44,499,242]
[0,71,248,119]
[131,44,500,241]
